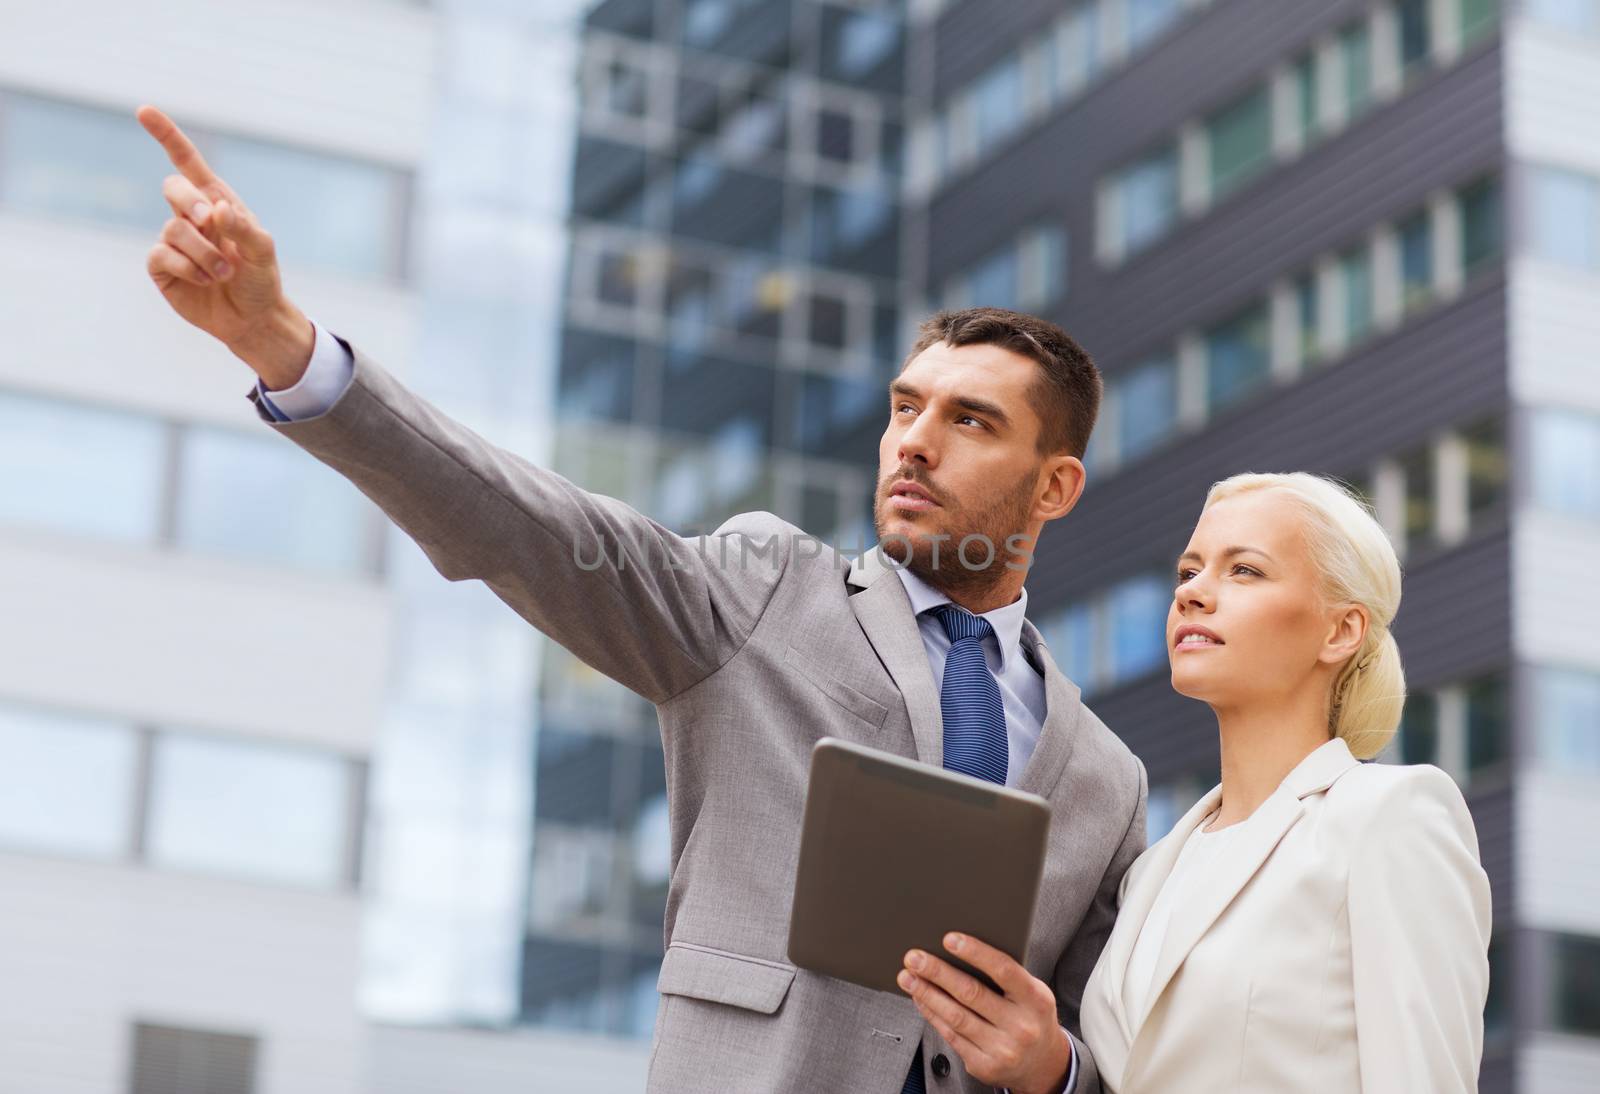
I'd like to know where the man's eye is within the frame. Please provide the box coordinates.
[958,415,981,427]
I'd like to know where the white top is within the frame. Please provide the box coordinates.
[1121,809,1241,1023]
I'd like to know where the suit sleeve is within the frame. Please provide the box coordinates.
[1347,766,1492,1094]
[1050,753,1148,1093]
[246,337,792,705]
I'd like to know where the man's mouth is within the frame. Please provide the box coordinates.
[888,480,939,510]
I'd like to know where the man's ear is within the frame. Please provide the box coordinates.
[1037,454,1085,523]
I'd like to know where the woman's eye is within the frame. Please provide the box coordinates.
[1175,569,1195,584]
[1233,565,1260,577]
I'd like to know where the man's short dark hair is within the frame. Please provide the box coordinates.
[902,307,1101,460]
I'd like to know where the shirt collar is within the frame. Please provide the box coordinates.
[895,565,1029,674]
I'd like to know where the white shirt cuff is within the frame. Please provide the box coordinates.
[999,1029,1076,1094]
[255,317,354,421]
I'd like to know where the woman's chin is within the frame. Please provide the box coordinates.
[1169,664,1223,702]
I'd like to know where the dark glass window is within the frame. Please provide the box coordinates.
[1399,691,1440,766]
[1465,673,1509,777]
[1205,304,1270,413]
[1551,932,1600,1036]
[1460,177,1502,274]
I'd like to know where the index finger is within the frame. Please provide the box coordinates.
[136,105,220,189]
[943,933,1031,997]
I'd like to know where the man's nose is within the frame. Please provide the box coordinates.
[897,413,940,467]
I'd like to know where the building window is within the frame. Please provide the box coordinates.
[0,91,172,230]
[1117,356,1178,461]
[1019,224,1069,307]
[1398,442,1435,556]
[1533,666,1600,774]
[1397,691,1440,766]
[145,733,352,888]
[1462,415,1508,522]
[1207,87,1272,200]
[0,389,166,544]
[1055,2,1103,99]
[1525,0,1600,32]
[1113,144,1180,258]
[1464,673,1508,777]
[1398,0,1432,73]
[175,427,375,575]
[1340,243,1375,344]
[0,704,135,859]
[834,8,900,76]
[1527,166,1600,271]
[1041,601,1096,692]
[1340,21,1374,118]
[1126,0,1183,50]
[210,135,408,282]
[1398,210,1434,310]
[1294,270,1320,365]
[1291,52,1319,146]
[1108,573,1170,684]
[1459,176,1503,274]
[1531,409,1600,519]
[963,246,1021,309]
[1205,303,1270,414]
[970,56,1026,157]
[1549,932,1600,1036]
[529,826,616,928]
[1459,0,1501,44]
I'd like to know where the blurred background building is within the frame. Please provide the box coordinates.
[1,0,1597,1092]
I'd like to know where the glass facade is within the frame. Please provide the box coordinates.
[533,0,905,1035]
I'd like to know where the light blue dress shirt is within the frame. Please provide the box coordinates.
[256,321,1077,1092]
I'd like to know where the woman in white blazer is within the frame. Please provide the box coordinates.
[1080,472,1492,1093]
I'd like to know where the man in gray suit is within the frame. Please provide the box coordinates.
[138,106,1146,1094]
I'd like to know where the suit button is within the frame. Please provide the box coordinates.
[931,1053,951,1078]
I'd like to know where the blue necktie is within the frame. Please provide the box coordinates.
[901,604,1009,1093]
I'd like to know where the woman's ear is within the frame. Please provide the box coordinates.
[1318,603,1369,666]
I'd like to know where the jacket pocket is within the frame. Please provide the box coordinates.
[657,942,798,1015]
[783,644,892,730]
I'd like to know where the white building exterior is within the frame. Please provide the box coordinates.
[0,0,645,1090]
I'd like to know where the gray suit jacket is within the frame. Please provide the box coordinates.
[249,341,1148,1093]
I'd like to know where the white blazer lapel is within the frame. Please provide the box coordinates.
[1098,785,1223,1047]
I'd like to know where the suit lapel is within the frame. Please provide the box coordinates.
[844,549,1083,789]
[845,546,943,767]
[1014,620,1078,799]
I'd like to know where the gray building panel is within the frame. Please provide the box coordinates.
[1033,274,1509,603]
[928,38,1504,373]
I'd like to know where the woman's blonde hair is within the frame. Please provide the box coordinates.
[1202,472,1404,760]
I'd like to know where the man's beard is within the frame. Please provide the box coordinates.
[873,468,1036,598]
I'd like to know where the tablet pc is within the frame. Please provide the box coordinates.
[786,737,1051,996]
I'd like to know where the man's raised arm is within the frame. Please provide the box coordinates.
[136,105,793,704]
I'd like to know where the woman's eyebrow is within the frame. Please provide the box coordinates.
[1176,546,1275,565]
